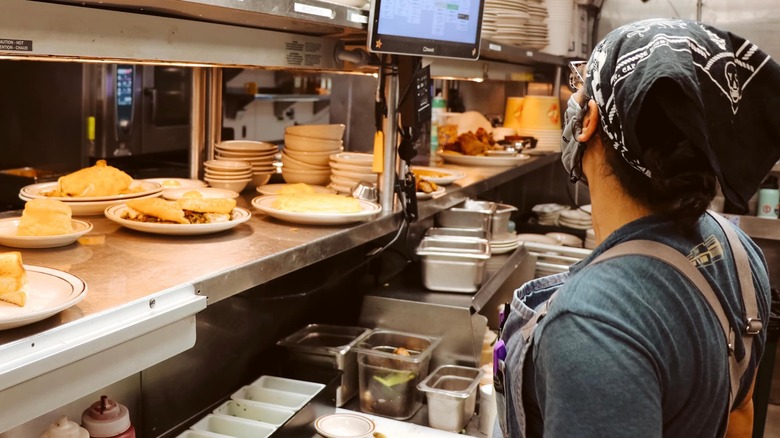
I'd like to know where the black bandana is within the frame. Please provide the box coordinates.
[584,18,780,211]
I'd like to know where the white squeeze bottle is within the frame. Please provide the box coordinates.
[40,416,89,438]
[430,94,446,166]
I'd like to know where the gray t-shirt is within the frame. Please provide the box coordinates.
[522,214,771,437]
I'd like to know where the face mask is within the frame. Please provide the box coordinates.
[561,94,588,184]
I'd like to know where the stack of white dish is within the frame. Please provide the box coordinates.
[282,124,345,186]
[558,208,592,230]
[545,232,583,248]
[584,228,596,249]
[532,203,568,226]
[540,0,574,56]
[204,159,253,192]
[215,140,278,188]
[490,232,521,255]
[328,152,377,195]
[481,0,549,49]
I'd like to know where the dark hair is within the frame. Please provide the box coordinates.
[578,79,717,234]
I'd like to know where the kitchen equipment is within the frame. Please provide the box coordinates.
[191,414,275,438]
[491,203,518,239]
[278,324,371,407]
[435,199,496,240]
[415,236,491,293]
[86,64,191,159]
[425,227,487,240]
[354,329,441,420]
[417,365,484,432]
[213,400,294,428]
[40,416,89,438]
[81,395,135,438]
[351,182,378,202]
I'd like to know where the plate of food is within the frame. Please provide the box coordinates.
[0,218,92,249]
[251,194,381,225]
[0,198,93,248]
[410,166,465,185]
[162,187,240,200]
[437,150,530,166]
[20,160,163,202]
[142,178,208,189]
[104,195,251,235]
[19,192,162,217]
[0,252,88,330]
[256,183,335,196]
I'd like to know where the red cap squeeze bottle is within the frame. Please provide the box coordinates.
[81,395,135,438]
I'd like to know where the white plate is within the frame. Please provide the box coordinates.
[491,242,520,254]
[0,265,87,330]
[517,234,559,245]
[256,184,335,196]
[20,180,162,202]
[104,205,252,235]
[19,192,162,217]
[162,187,240,200]
[315,413,375,438]
[142,178,207,189]
[251,195,381,225]
[330,152,374,166]
[416,186,446,200]
[438,151,530,166]
[0,218,93,249]
[410,166,465,185]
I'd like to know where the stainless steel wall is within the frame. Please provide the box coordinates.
[597,0,780,59]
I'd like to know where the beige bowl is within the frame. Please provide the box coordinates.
[216,140,277,152]
[249,172,274,188]
[204,171,253,180]
[205,177,251,192]
[284,148,342,166]
[281,153,331,171]
[204,159,252,172]
[284,124,345,140]
[284,134,343,152]
[282,168,332,186]
[216,150,277,159]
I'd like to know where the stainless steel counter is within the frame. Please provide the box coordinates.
[0,153,558,433]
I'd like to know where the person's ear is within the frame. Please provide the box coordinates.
[576,99,599,143]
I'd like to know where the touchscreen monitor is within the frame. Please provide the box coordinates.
[367,0,485,60]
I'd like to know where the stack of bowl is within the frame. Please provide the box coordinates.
[204,159,253,192]
[510,96,563,153]
[328,152,377,195]
[215,140,278,188]
[282,124,345,186]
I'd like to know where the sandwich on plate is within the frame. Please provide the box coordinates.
[123,193,236,224]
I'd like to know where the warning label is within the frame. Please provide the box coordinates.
[0,39,32,52]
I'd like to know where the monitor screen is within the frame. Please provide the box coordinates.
[368,0,485,60]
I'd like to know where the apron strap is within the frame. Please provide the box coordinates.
[589,240,741,411]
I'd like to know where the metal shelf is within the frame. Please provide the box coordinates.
[480,38,569,67]
[39,0,369,36]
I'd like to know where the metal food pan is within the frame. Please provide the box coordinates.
[435,200,496,236]
[416,237,491,293]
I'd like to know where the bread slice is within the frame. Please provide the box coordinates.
[17,198,74,236]
[0,251,28,307]
[125,198,189,224]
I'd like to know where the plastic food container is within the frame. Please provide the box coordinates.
[354,329,441,420]
[416,236,491,293]
[277,324,371,406]
[435,200,496,239]
[230,386,312,411]
[191,414,275,438]
[418,365,484,432]
[212,400,295,428]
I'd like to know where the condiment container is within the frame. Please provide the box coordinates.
[491,203,518,238]
[354,329,441,420]
[81,396,135,438]
[417,365,484,432]
[213,400,294,428]
[277,324,371,406]
[416,236,491,293]
[40,416,89,438]
[191,414,275,438]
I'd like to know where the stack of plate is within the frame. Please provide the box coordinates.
[215,140,278,188]
[490,232,521,255]
[545,232,583,248]
[558,208,592,230]
[328,152,377,195]
[511,96,562,153]
[482,0,548,49]
[540,0,574,56]
[204,159,253,192]
[532,203,568,226]
[282,124,345,186]
[18,180,163,216]
[584,228,596,249]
